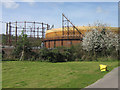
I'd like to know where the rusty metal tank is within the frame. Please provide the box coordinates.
[44,26,118,48]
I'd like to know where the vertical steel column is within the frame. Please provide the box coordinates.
[24,21,26,34]
[34,22,35,38]
[6,23,8,44]
[37,27,39,38]
[47,24,49,30]
[42,23,44,47]
[62,13,64,38]
[6,23,8,35]
[67,20,69,38]
[9,22,11,45]
[42,23,44,39]
[30,28,32,37]
[15,21,17,44]
[62,14,64,45]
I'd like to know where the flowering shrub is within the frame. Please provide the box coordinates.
[82,29,118,51]
[82,23,118,60]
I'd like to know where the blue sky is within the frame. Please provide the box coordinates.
[2,2,118,34]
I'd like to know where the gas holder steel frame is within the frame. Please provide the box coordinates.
[6,21,50,47]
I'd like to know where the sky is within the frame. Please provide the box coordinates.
[1,1,119,34]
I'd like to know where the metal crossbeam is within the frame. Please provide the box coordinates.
[62,13,83,38]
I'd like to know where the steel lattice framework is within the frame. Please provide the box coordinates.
[6,21,50,47]
[62,13,83,39]
[5,13,84,48]
[44,13,83,48]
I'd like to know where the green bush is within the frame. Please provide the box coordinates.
[39,47,51,61]
[10,31,118,62]
[39,47,67,63]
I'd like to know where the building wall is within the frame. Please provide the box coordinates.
[45,40,81,48]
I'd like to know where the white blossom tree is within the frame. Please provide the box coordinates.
[82,23,118,60]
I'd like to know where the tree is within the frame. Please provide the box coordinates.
[2,34,8,46]
[82,23,118,60]
[12,30,32,60]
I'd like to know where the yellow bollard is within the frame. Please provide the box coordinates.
[99,64,107,71]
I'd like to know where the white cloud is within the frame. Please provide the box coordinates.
[21,0,35,2]
[2,0,35,9]
[21,0,35,6]
[2,0,19,9]
[96,6,108,14]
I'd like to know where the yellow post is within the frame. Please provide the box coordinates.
[99,64,107,71]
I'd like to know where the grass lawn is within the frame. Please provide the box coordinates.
[2,61,118,88]
[0,53,2,89]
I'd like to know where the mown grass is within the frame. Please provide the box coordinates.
[0,63,1,90]
[2,61,118,88]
